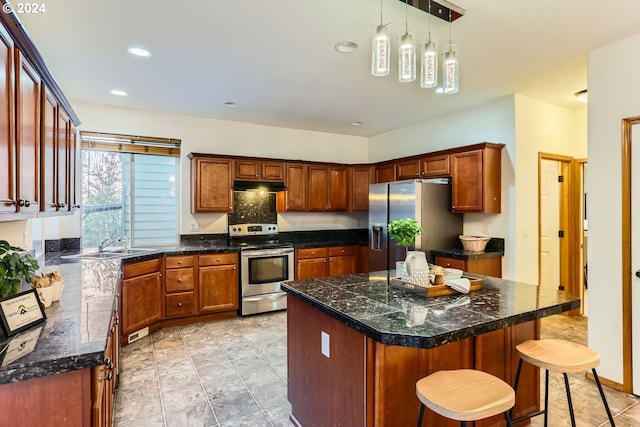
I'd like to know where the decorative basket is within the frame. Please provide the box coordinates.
[459,235,490,252]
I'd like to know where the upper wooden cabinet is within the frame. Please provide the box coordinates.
[420,154,450,178]
[40,87,56,213]
[349,165,374,212]
[396,158,421,180]
[0,24,14,214]
[278,163,307,212]
[190,155,234,213]
[376,162,396,183]
[235,159,284,181]
[308,165,348,212]
[451,144,502,213]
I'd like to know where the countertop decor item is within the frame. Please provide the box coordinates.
[388,218,423,249]
[459,235,491,252]
[0,241,39,299]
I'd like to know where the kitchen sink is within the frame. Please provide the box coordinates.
[62,248,157,260]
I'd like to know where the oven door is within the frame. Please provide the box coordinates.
[241,248,294,297]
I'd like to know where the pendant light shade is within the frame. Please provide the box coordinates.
[443,45,458,94]
[398,33,416,82]
[420,39,438,88]
[371,24,391,77]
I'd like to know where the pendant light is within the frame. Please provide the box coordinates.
[398,0,416,82]
[442,11,459,94]
[420,0,437,88]
[371,0,390,77]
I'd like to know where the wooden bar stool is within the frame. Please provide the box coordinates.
[512,339,615,427]
[416,369,515,427]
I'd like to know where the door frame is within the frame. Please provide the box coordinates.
[538,153,582,316]
[621,115,640,393]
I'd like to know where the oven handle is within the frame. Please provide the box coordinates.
[243,292,287,302]
[241,248,294,257]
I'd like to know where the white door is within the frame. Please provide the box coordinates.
[540,159,561,291]
[631,125,640,395]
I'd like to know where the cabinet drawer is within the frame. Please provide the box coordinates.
[434,256,466,271]
[122,258,162,279]
[165,293,196,317]
[199,252,238,266]
[296,247,328,259]
[329,246,358,256]
[165,255,194,269]
[165,269,194,293]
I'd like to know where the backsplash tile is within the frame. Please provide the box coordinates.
[228,192,277,225]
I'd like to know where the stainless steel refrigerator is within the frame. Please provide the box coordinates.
[368,178,463,272]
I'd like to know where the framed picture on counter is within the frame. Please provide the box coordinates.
[0,289,47,338]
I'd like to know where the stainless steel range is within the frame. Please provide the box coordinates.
[229,223,293,316]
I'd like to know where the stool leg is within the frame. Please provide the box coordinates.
[460,422,469,427]
[543,369,549,427]
[504,409,514,427]
[417,403,425,427]
[510,358,524,418]
[592,368,616,426]
[563,373,577,427]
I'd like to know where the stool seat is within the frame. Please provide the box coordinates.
[416,369,515,422]
[516,339,600,373]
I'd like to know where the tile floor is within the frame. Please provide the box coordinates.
[114,312,640,427]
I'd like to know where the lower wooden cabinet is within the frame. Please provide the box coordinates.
[165,255,196,318]
[295,245,361,280]
[120,259,163,341]
[198,253,239,313]
[434,255,502,278]
[92,309,119,427]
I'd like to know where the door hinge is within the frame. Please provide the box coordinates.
[558,230,565,238]
[558,175,564,183]
[558,285,565,291]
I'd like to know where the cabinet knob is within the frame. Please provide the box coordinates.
[105,373,113,381]
[216,258,221,262]
[159,273,163,278]
[110,327,115,334]
[330,258,333,262]
[415,173,419,176]
[233,266,237,270]
[446,263,451,267]
[17,199,25,207]
[178,302,182,307]
[635,270,640,278]
[323,259,327,263]
[311,252,315,255]
[341,250,345,253]
[24,200,31,207]
[178,261,182,264]
[177,278,182,282]
[255,174,259,177]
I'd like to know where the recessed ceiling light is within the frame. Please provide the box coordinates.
[352,121,363,126]
[110,89,128,96]
[127,46,151,58]
[335,41,358,53]
[224,102,237,108]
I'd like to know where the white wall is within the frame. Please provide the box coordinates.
[512,95,587,284]
[587,32,640,384]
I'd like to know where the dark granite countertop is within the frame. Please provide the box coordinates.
[281,271,580,349]
[430,248,504,260]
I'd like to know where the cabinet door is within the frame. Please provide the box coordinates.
[56,108,70,211]
[198,264,239,313]
[329,254,357,276]
[434,256,466,271]
[328,167,348,211]
[40,88,56,212]
[296,257,328,280]
[350,166,373,212]
[451,150,484,212]
[69,126,79,211]
[15,51,40,213]
[396,159,421,180]
[376,163,395,183]
[0,25,14,214]
[121,271,163,336]
[420,154,450,177]
[308,166,329,211]
[191,157,233,213]
[235,159,261,180]
[279,163,307,211]
[261,161,284,181]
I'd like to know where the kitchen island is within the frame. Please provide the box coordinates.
[282,271,580,427]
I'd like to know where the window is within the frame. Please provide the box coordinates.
[80,132,180,248]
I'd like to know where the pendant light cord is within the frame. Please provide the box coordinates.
[448,10,453,50]
[379,0,383,25]
[427,0,432,40]
[405,0,409,34]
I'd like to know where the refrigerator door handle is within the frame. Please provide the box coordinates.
[371,225,384,251]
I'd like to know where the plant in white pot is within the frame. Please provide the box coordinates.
[0,240,39,298]
[388,218,427,280]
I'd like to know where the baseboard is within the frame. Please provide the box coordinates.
[585,372,624,391]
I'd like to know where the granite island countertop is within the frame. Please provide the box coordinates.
[281,271,580,348]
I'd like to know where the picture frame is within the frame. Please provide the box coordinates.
[0,289,47,338]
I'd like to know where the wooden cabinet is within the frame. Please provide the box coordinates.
[349,165,374,212]
[40,87,56,213]
[190,155,234,213]
[14,50,40,214]
[451,145,502,213]
[420,154,450,177]
[434,255,502,278]
[164,255,196,318]
[0,23,13,214]
[235,159,284,181]
[308,165,348,212]
[277,163,307,212]
[56,107,70,212]
[69,126,79,211]
[396,158,421,180]
[92,308,119,427]
[295,246,359,279]
[198,253,238,313]
[376,162,396,183]
[120,259,163,342]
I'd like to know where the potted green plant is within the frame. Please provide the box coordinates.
[388,218,426,280]
[0,240,39,298]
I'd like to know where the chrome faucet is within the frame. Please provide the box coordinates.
[98,237,121,252]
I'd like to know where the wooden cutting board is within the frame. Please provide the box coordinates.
[390,276,482,297]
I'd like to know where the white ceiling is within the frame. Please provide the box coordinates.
[17,0,640,137]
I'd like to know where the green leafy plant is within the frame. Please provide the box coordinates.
[388,218,423,249]
[0,240,39,298]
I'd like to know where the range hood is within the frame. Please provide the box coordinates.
[233,180,287,192]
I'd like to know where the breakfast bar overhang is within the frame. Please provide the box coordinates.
[282,272,580,427]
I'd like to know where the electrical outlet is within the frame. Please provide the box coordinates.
[321,331,330,358]
[190,223,199,232]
